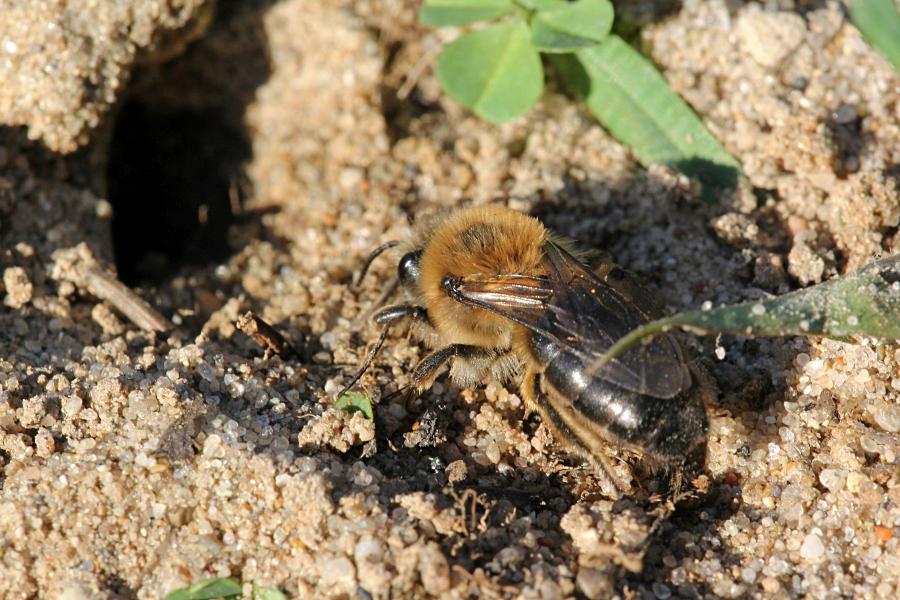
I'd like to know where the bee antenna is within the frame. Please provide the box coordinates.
[354,240,401,289]
[336,325,392,398]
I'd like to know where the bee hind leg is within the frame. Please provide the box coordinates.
[521,371,630,499]
[590,453,630,501]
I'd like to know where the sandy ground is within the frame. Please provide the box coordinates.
[0,0,898,598]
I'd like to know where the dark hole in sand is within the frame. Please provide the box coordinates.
[107,103,249,284]
[105,3,273,285]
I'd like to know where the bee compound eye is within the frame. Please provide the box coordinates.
[398,249,423,288]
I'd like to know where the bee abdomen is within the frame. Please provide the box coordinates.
[534,338,707,465]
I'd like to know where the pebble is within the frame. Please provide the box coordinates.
[485,441,501,464]
[819,468,846,492]
[202,434,222,455]
[800,533,825,559]
[418,542,450,595]
[873,404,900,433]
[576,568,611,599]
[318,556,357,595]
[736,9,806,68]
[3,266,33,308]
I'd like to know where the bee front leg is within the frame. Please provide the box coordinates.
[372,304,430,326]
[338,305,431,397]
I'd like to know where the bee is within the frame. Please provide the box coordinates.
[343,205,711,495]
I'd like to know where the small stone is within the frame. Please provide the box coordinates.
[846,472,868,494]
[576,567,611,600]
[91,303,125,336]
[818,468,846,492]
[800,533,825,559]
[34,428,55,457]
[319,556,357,595]
[788,242,825,285]
[736,9,806,68]
[202,434,222,455]
[446,459,467,484]
[832,104,858,125]
[485,441,501,464]
[3,266,33,308]
[652,582,672,599]
[418,542,450,595]
[873,526,893,543]
[872,404,900,433]
[539,579,563,600]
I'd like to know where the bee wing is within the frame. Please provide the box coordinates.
[447,242,691,398]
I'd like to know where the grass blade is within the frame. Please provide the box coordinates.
[553,35,742,198]
[593,253,900,370]
[847,0,900,71]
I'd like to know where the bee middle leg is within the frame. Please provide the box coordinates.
[410,344,496,394]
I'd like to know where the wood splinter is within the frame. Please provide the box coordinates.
[235,311,296,358]
[49,243,171,333]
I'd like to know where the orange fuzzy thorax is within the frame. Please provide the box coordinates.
[418,206,547,347]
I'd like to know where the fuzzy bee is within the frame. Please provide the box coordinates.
[343,205,711,495]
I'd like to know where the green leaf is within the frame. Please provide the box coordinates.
[847,0,900,71]
[553,35,742,199]
[335,390,374,420]
[252,583,288,600]
[517,0,565,9]
[592,253,900,370]
[420,0,514,27]
[436,21,544,123]
[530,0,614,52]
[165,578,243,600]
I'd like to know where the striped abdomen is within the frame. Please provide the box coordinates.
[526,332,708,467]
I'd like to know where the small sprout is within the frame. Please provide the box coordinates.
[436,21,543,123]
[420,0,742,197]
[165,577,242,600]
[252,583,288,600]
[529,0,613,52]
[419,0,515,27]
[335,390,374,420]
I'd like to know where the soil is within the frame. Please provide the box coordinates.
[0,0,898,598]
